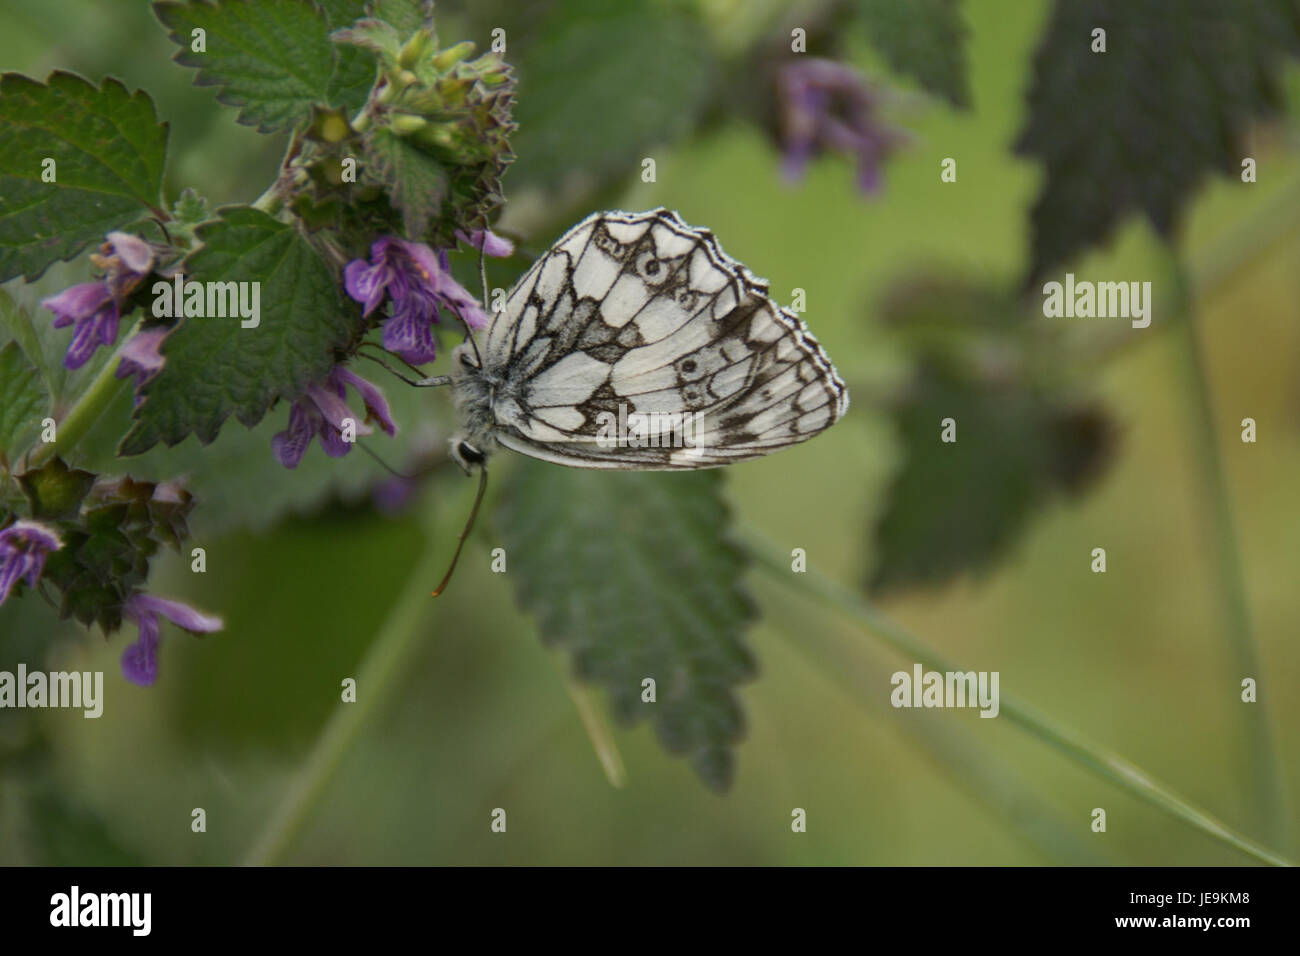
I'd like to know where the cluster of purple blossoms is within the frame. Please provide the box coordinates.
[777,58,905,194]
[343,230,512,365]
[1,520,218,686]
[120,593,223,687]
[41,232,155,370]
[271,230,512,469]
[0,520,62,605]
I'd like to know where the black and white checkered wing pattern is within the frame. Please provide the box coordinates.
[475,208,849,469]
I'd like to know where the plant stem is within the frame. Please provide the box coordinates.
[1163,250,1289,849]
[742,530,1295,867]
[242,523,446,866]
[761,585,1108,863]
[558,666,627,789]
[29,319,141,468]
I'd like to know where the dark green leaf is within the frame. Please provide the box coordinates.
[17,458,96,520]
[369,0,431,36]
[0,72,168,282]
[172,186,211,225]
[362,127,447,237]
[76,357,444,536]
[497,462,757,791]
[0,342,48,461]
[1016,0,1300,283]
[121,206,359,455]
[869,277,1116,594]
[320,0,378,113]
[510,0,715,189]
[852,0,971,108]
[0,291,49,393]
[152,0,354,132]
[32,473,196,632]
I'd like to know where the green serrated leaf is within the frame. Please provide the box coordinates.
[153,0,346,132]
[852,0,971,108]
[363,127,448,237]
[510,0,715,189]
[369,0,431,36]
[120,206,358,455]
[497,462,757,791]
[17,458,96,520]
[75,355,442,536]
[320,0,378,113]
[1016,0,1300,282]
[0,72,168,282]
[172,186,211,225]
[0,289,55,397]
[869,279,1116,594]
[0,342,48,462]
[333,18,403,62]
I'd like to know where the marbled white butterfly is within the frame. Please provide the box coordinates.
[430,208,848,592]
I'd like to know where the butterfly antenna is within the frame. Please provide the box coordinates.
[431,463,488,598]
[357,440,419,480]
[356,347,450,388]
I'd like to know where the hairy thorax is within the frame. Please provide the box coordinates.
[449,341,507,454]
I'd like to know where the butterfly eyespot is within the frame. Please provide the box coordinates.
[681,359,697,373]
[675,288,698,310]
[635,251,664,280]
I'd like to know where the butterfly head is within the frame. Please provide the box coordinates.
[449,437,487,475]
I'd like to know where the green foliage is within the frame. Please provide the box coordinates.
[78,362,443,536]
[17,457,96,521]
[869,277,1115,594]
[852,0,971,108]
[171,186,211,226]
[368,0,430,36]
[497,461,756,791]
[22,781,145,866]
[318,0,377,113]
[362,127,448,237]
[1016,0,1300,282]
[0,292,51,396]
[152,0,363,133]
[0,342,48,463]
[27,464,196,632]
[509,0,715,189]
[0,72,168,282]
[121,207,359,455]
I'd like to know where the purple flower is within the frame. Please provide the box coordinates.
[0,520,62,605]
[343,233,509,365]
[456,229,514,259]
[272,366,398,469]
[41,232,155,370]
[120,593,223,687]
[114,326,167,402]
[777,58,905,194]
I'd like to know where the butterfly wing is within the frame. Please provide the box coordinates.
[477,209,848,470]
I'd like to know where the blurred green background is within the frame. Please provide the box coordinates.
[0,0,1297,865]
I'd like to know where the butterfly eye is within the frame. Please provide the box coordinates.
[457,441,486,465]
